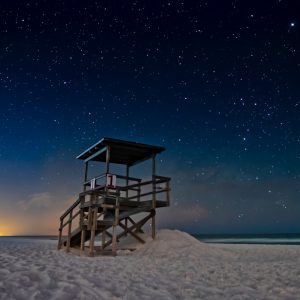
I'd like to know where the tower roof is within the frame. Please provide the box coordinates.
[76,137,165,166]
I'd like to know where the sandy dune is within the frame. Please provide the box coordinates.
[0,230,300,299]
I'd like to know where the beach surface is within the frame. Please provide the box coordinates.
[0,229,300,299]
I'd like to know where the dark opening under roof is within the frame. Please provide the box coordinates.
[76,137,165,166]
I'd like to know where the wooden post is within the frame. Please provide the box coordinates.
[106,146,110,174]
[57,219,63,250]
[66,211,73,252]
[152,154,156,239]
[89,207,97,256]
[88,206,92,230]
[126,165,129,198]
[102,230,106,250]
[79,195,85,253]
[112,195,120,254]
[80,229,86,254]
[83,161,89,191]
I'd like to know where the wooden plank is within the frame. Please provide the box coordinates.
[126,165,129,199]
[127,189,168,200]
[60,198,81,220]
[102,230,106,250]
[106,145,110,173]
[111,225,117,253]
[84,146,107,163]
[116,173,140,182]
[80,229,86,254]
[89,207,97,256]
[103,212,153,249]
[100,204,115,209]
[119,222,145,244]
[66,211,73,252]
[57,219,63,250]
[125,218,128,237]
[83,162,89,191]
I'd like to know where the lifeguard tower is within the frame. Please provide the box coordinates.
[57,138,171,255]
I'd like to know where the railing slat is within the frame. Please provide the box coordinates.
[60,197,81,220]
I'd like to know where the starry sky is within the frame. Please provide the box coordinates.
[0,0,299,235]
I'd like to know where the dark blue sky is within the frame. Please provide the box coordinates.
[0,0,299,235]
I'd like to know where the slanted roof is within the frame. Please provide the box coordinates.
[76,137,165,166]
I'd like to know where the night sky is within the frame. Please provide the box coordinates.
[0,0,299,235]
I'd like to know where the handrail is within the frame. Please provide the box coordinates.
[115,174,141,182]
[119,176,170,191]
[62,210,81,227]
[58,196,82,250]
[127,189,169,200]
[154,175,171,181]
[60,197,81,220]
[83,173,106,186]
[83,173,141,186]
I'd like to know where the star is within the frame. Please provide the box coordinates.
[289,21,296,28]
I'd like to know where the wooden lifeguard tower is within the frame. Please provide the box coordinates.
[57,137,171,255]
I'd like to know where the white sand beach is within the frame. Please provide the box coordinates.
[0,229,300,299]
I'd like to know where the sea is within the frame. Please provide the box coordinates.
[193,233,300,245]
[2,233,300,245]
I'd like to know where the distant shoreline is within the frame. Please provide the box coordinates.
[2,233,300,245]
[193,233,300,245]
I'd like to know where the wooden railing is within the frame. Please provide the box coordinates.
[57,196,82,251]
[83,173,141,190]
[58,174,171,252]
[119,175,171,206]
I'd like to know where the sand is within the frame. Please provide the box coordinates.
[0,230,300,299]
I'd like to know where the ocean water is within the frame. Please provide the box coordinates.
[0,236,57,241]
[193,233,300,245]
[2,234,300,245]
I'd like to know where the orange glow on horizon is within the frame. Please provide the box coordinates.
[0,225,17,236]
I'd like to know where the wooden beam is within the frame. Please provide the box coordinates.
[84,146,107,163]
[126,165,129,199]
[83,162,89,192]
[112,196,120,254]
[102,230,106,250]
[125,217,128,237]
[119,222,145,244]
[66,211,73,252]
[57,220,63,250]
[106,145,110,173]
[89,207,97,256]
[80,229,86,254]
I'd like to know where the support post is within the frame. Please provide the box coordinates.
[102,231,106,250]
[89,207,97,256]
[57,219,63,250]
[151,154,156,239]
[112,195,120,254]
[80,229,86,254]
[66,211,73,252]
[106,146,110,174]
[126,165,129,198]
[79,195,85,254]
[83,161,89,191]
